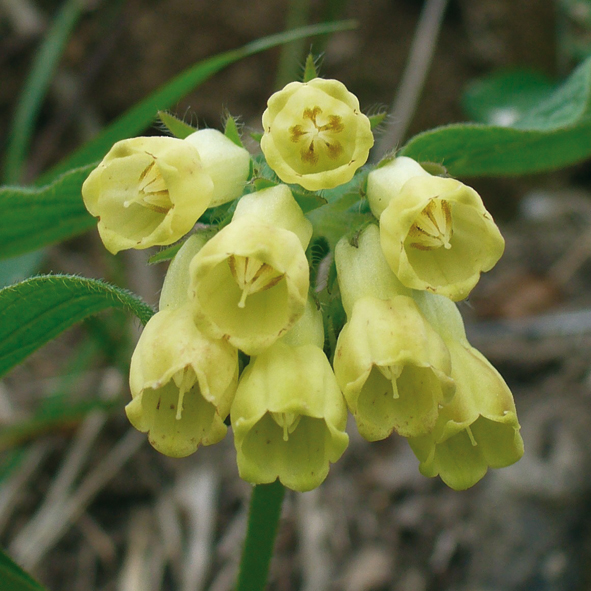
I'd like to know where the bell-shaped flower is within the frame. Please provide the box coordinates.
[408,292,524,489]
[334,296,454,440]
[82,137,214,254]
[188,185,311,355]
[184,128,251,207]
[368,157,505,301]
[333,224,455,440]
[231,301,349,492]
[126,305,238,457]
[261,78,374,191]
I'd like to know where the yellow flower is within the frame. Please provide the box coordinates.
[333,224,454,440]
[184,129,251,207]
[188,185,311,355]
[408,292,524,490]
[82,137,214,254]
[261,78,374,191]
[368,158,505,301]
[126,305,238,458]
[334,296,454,440]
[231,302,348,492]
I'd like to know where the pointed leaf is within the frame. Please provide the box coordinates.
[0,548,48,591]
[0,276,154,378]
[224,113,244,148]
[38,20,357,185]
[157,111,197,139]
[401,55,591,176]
[303,53,318,82]
[0,165,95,260]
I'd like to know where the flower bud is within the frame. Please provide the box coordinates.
[408,291,524,489]
[232,184,313,249]
[82,137,214,254]
[369,158,505,300]
[335,223,409,318]
[367,156,430,218]
[159,233,208,311]
[126,305,238,457]
[184,128,250,207]
[261,78,374,191]
[188,216,309,355]
[231,304,348,491]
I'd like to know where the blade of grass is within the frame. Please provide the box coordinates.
[2,0,86,185]
[37,19,357,185]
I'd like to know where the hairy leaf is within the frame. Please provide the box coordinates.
[0,276,154,377]
[401,56,591,176]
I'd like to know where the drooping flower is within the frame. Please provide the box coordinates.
[334,295,455,440]
[333,224,454,440]
[368,157,505,301]
[408,291,524,489]
[231,300,349,492]
[82,137,214,254]
[126,305,238,457]
[188,185,311,355]
[261,78,374,191]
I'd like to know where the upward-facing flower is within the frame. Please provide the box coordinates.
[261,78,374,191]
[82,137,214,254]
[367,157,505,301]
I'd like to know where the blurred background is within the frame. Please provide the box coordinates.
[2,0,591,590]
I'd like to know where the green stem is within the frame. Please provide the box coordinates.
[236,480,286,591]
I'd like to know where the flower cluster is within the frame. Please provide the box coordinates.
[83,77,523,491]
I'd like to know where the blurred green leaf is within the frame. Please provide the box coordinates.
[0,548,48,591]
[38,20,356,185]
[0,165,95,261]
[462,69,556,125]
[0,275,154,378]
[0,252,44,288]
[401,55,591,176]
[0,397,120,452]
[2,0,86,184]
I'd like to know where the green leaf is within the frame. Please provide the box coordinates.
[400,55,591,176]
[369,111,387,130]
[157,110,197,139]
[224,113,245,148]
[462,69,555,125]
[0,275,154,378]
[0,165,95,260]
[0,547,48,591]
[148,242,183,264]
[2,0,86,184]
[0,252,44,288]
[302,53,318,82]
[38,20,357,185]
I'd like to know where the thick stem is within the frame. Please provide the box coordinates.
[236,480,286,591]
